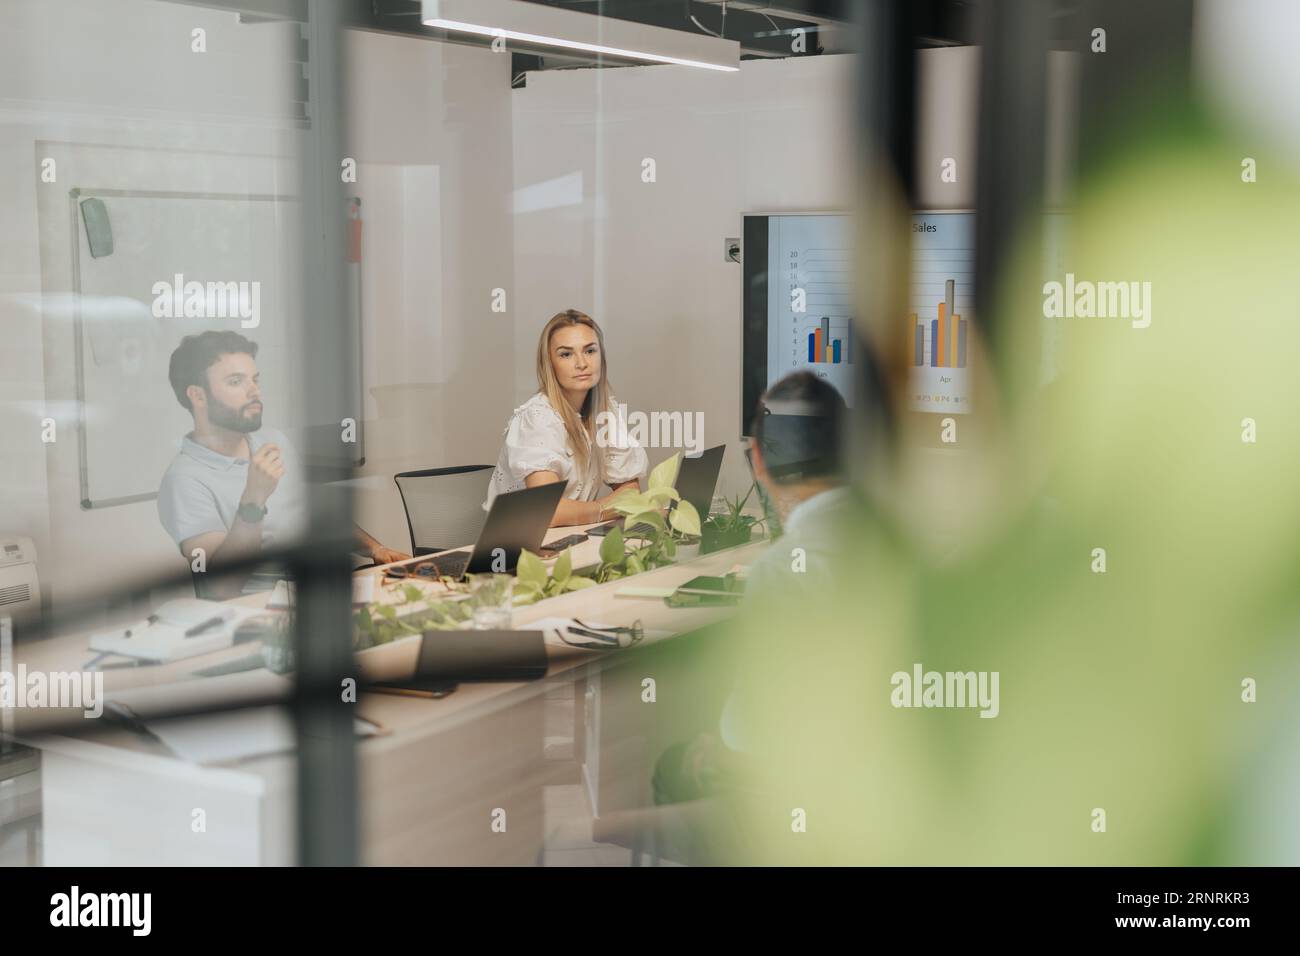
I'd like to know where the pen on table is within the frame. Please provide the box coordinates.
[184,615,227,637]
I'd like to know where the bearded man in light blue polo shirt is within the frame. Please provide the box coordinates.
[158,330,406,595]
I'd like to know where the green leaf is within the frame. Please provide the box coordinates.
[670,499,702,537]
[647,452,681,492]
[402,584,423,603]
[378,604,398,621]
[625,553,645,576]
[552,548,572,586]
[646,487,680,507]
[565,575,597,591]
[516,549,548,591]
[599,526,625,565]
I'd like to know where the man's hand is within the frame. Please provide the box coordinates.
[370,545,411,566]
[242,442,284,507]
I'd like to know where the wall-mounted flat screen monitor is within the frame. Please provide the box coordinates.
[741,211,977,434]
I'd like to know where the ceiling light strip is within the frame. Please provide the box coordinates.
[424,18,741,72]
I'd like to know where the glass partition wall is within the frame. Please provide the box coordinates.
[0,0,356,866]
[4,0,1298,871]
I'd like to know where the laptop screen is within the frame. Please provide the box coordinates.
[676,445,725,520]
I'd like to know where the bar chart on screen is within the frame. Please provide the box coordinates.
[909,212,975,413]
[765,214,855,406]
[806,315,851,365]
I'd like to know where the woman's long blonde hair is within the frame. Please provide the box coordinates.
[536,310,613,483]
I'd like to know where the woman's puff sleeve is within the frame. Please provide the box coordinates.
[502,401,571,483]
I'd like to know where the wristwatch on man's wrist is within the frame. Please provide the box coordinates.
[237,500,268,523]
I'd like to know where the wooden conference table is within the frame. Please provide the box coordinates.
[15,525,767,865]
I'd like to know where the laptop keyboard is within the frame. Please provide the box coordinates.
[589,518,655,537]
[429,550,471,579]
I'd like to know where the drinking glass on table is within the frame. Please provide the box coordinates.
[467,573,514,630]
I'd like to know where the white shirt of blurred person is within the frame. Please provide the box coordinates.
[158,331,408,597]
[718,371,856,754]
[486,310,647,527]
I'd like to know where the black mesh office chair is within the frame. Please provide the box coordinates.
[393,465,494,556]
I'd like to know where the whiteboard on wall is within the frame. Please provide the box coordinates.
[69,188,303,509]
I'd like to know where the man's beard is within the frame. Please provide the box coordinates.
[208,395,263,433]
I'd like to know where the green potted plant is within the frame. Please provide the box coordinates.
[512,548,598,605]
[701,483,764,554]
[352,583,475,650]
[258,612,296,674]
[603,452,702,564]
[592,523,667,583]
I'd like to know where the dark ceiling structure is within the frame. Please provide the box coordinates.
[159,0,984,87]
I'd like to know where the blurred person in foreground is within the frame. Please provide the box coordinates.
[726,104,1300,865]
[647,372,865,862]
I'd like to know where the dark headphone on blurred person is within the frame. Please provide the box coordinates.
[751,375,847,483]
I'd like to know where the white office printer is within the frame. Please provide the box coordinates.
[0,536,41,623]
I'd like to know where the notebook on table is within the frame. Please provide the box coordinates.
[370,629,548,694]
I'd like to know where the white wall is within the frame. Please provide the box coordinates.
[915,47,980,209]
[345,31,515,552]
[511,54,860,499]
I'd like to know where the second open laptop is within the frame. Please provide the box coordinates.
[589,444,726,536]
[418,481,566,580]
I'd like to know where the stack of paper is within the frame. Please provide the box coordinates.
[89,599,262,663]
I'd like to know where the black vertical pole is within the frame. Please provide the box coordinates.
[849,0,917,470]
[857,1,916,203]
[972,0,1049,361]
[294,0,359,867]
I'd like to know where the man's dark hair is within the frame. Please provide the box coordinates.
[168,330,258,410]
[752,371,846,484]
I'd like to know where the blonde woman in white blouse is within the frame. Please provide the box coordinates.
[486,310,648,527]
